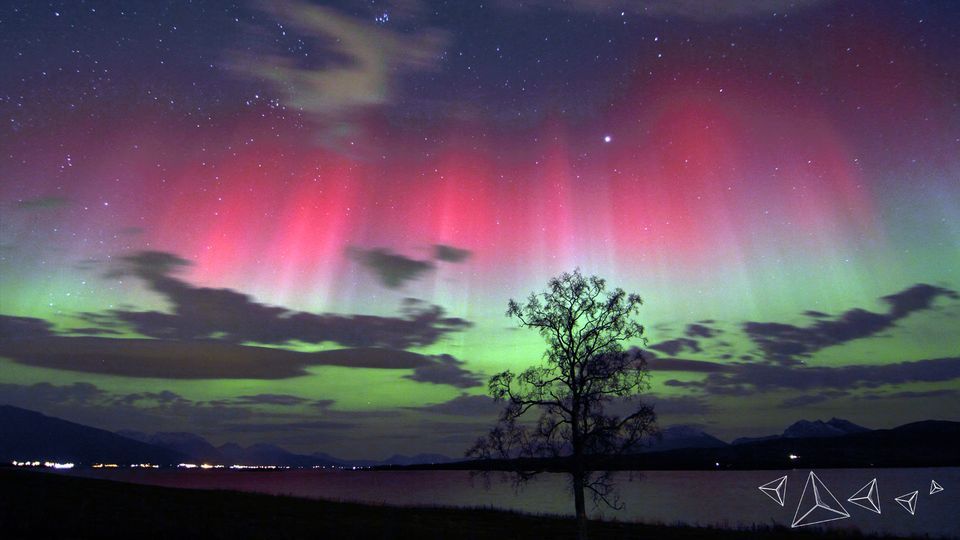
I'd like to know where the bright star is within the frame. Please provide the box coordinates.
[603,135,612,143]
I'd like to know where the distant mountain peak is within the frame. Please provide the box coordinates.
[733,418,870,445]
[0,405,184,464]
[643,424,727,452]
[826,418,870,432]
[783,418,868,439]
[117,431,224,463]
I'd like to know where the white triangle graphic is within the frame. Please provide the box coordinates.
[791,471,851,528]
[930,480,944,495]
[847,478,881,514]
[894,490,918,515]
[759,475,788,506]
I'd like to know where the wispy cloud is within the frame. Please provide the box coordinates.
[743,284,958,363]
[15,195,69,210]
[0,327,482,382]
[97,251,470,348]
[347,246,435,288]
[231,0,447,147]
[665,357,960,396]
[433,244,472,263]
[404,354,484,388]
[0,249,481,385]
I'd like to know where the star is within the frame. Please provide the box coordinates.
[603,135,612,143]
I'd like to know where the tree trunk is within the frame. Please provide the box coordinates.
[573,469,588,540]
[571,382,587,540]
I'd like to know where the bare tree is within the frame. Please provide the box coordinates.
[468,270,657,540]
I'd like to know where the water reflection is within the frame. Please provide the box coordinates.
[75,467,959,538]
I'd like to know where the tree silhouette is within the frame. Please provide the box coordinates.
[468,270,657,540]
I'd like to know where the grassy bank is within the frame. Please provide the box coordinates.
[0,468,898,539]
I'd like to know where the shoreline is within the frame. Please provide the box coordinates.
[0,468,920,540]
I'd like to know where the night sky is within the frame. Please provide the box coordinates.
[1,0,958,459]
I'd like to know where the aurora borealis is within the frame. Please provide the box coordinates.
[1,0,958,459]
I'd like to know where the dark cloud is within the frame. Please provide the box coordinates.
[684,323,717,338]
[414,394,500,416]
[229,394,315,407]
[0,314,54,339]
[112,390,185,406]
[649,337,701,355]
[110,250,192,279]
[404,353,484,388]
[648,395,713,416]
[2,252,479,386]
[413,388,711,421]
[859,389,959,401]
[778,390,849,408]
[0,382,255,433]
[433,244,471,263]
[778,387,960,408]
[744,309,889,362]
[220,420,355,433]
[665,357,960,396]
[72,311,126,332]
[0,381,104,405]
[212,394,335,410]
[645,356,733,373]
[0,382,410,454]
[743,283,957,363]
[64,327,122,336]
[15,195,69,210]
[310,399,338,409]
[882,283,958,317]
[97,251,470,348]
[0,337,479,381]
[347,246,435,288]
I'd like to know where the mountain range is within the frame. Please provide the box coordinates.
[0,405,453,467]
[0,405,184,464]
[633,417,870,452]
[3,404,957,470]
[730,417,869,444]
[642,424,729,452]
[419,419,959,472]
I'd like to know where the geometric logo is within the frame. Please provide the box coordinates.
[792,471,851,528]
[847,478,881,514]
[758,475,788,507]
[930,480,944,495]
[894,490,918,515]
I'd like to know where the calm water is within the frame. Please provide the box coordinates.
[73,467,959,538]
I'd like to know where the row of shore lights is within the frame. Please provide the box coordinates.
[11,460,74,469]
[13,460,355,470]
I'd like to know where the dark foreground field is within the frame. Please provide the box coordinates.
[0,469,904,540]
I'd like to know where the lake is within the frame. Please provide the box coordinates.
[73,467,958,538]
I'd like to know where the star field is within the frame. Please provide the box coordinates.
[0,0,958,458]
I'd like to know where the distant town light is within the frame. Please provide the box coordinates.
[12,460,73,469]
